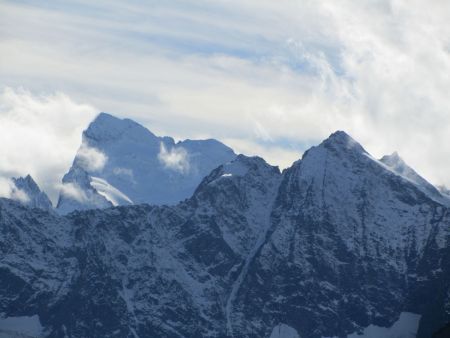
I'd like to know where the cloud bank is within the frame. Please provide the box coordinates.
[1,1,450,188]
[0,178,30,203]
[0,87,97,202]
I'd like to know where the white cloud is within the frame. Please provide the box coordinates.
[1,1,450,187]
[113,167,132,176]
[58,182,87,203]
[76,143,108,172]
[113,167,135,182]
[158,143,190,174]
[0,177,30,203]
[0,87,97,203]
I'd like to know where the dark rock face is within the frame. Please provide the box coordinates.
[433,323,450,338]
[1,132,449,338]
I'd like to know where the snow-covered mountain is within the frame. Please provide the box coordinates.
[56,112,236,214]
[4,175,53,211]
[1,131,449,338]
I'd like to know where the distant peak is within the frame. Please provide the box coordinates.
[329,130,351,140]
[221,154,280,177]
[13,174,39,192]
[321,130,365,153]
[11,174,53,210]
[84,112,156,141]
[234,154,271,168]
[94,112,120,122]
[380,152,406,167]
[89,112,133,129]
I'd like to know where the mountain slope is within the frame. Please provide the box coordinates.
[1,131,449,338]
[57,113,236,214]
[230,131,450,338]
[380,151,448,205]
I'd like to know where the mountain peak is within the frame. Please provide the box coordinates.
[321,130,365,154]
[328,130,351,140]
[223,154,279,177]
[14,174,39,193]
[12,175,53,211]
[194,154,280,195]
[57,113,236,213]
[380,151,404,166]
[84,112,156,142]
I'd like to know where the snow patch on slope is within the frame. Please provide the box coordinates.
[90,177,133,206]
[323,312,421,338]
[269,324,300,338]
[0,315,43,337]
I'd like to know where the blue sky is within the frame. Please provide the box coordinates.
[1,0,450,198]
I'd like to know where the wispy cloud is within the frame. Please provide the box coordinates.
[58,182,87,203]
[0,177,30,203]
[0,87,97,202]
[1,1,450,186]
[76,143,108,172]
[158,143,190,174]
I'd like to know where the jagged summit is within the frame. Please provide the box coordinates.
[321,130,366,154]
[197,154,280,187]
[12,175,53,211]
[380,151,405,167]
[225,154,279,174]
[327,130,352,141]
[14,174,39,193]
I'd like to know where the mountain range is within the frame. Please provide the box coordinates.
[0,114,449,338]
